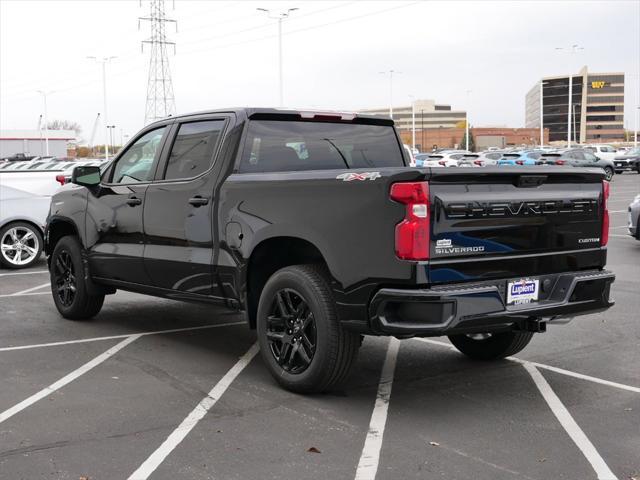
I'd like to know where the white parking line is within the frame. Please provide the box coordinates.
[609,234,633,239]
[415,338,640,394]
[0,334,141,424]
[355,337,401,480]
[6,282,50,296]
[609,210,629,213]
[0,270,48,277]
[0,321,244,352]
[524,363,618,480]
[127,342,259,480]
[0,291,49,298]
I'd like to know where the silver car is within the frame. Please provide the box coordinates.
[629,194,640,240]
[0,160,104,268]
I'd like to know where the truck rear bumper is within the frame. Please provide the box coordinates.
[368,270,615,337]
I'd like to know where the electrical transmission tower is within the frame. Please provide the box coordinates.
[139,0,177,124]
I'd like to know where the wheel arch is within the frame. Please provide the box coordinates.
[45,216,81,257]
[244,236,330,329]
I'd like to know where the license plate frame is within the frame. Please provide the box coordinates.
[506,278,540,305]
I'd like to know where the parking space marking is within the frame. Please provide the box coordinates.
[5,282,50,296]
[0,270,48,277]
[127,342,259,480]
[0,321,244,352]
[0,334,141,424]
[355,337,400,480]
[609,234,633,239]
[415,338,640,394]
[0,291,49,298]
[524,363,618,480]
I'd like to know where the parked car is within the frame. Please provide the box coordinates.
[585,144,618,162]
[613,147,640,174]
[497,151,543,166]
[416,152,462,167]
[45,107,614,393]
[403,144,416,167]
[540,148,615,180]
[629,194,640,240]
[0,160,105,268]
[1,153,37,162]
[458,151,505,167]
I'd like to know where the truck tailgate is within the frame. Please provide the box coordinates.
[426,167,607,284]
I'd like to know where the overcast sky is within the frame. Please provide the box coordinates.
[1,0,639,145]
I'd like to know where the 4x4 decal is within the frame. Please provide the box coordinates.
[336,172,381,182]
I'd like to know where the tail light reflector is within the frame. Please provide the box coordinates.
[55,175,67,185]
[601,180,610,246]
[390,182,430,260]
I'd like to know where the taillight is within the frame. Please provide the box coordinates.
[473,160,483,166]
[555,160,566,165]
[55,175,66,185]
[516,160,524,165]
[438,160,447,166]
[601,180,610,246]
[390,182,430,260]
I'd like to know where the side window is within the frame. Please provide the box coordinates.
[164,120,225,180]
[572,151,586,160]
[111,127,166,184]
[584,152,598,161]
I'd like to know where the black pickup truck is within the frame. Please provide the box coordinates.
[45,108,615,392]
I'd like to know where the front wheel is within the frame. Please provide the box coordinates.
[256,264,360,393]
[50,235,104,320]
[448,331,534,360]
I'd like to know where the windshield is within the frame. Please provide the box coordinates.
[239,120,404,172]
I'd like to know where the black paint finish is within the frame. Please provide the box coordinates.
[45,108,614,337]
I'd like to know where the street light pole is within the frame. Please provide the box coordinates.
[539,80,544,146]
[257,7,298,107]
[36,90,54,156]
[88,56,116,161]
[465,90,471,151]
[107,125,116,153]
[379,70,401,119]
[408,95,416,150]
[555,45,583,148]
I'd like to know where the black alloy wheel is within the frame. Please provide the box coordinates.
[266,288,317,374]
[54,249,77,307]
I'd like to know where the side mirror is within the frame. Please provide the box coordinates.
[72,165,101,187]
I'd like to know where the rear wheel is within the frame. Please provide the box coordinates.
[603,166,614,181]
[256,264,360,393]
[448,331,534,360]
[50,236,104,320]
[0,222,43,269]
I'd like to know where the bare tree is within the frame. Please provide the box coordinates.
[46,119,83,138]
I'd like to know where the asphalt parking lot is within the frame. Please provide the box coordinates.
[0,174,638,480]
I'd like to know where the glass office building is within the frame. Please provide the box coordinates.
[525,67,625,143]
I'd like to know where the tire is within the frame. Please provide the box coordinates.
[50,235,104,320]
[603,167,614,181]
[256,264,360,393]
[448,331,534,361]
[0,221,43,269]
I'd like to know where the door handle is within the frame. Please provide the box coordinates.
[188,196,209,207]
[126,196,142,206]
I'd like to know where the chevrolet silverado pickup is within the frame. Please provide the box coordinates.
[44,108,615,393]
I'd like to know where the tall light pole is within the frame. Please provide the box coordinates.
[88,56,117,160]
[36,90,54,156]
[555,45,583,147]
[379,70,401,118]
[257,7,298,107]
[107,125,116,153]
[408,95,416,150]
[465,90,472,151]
